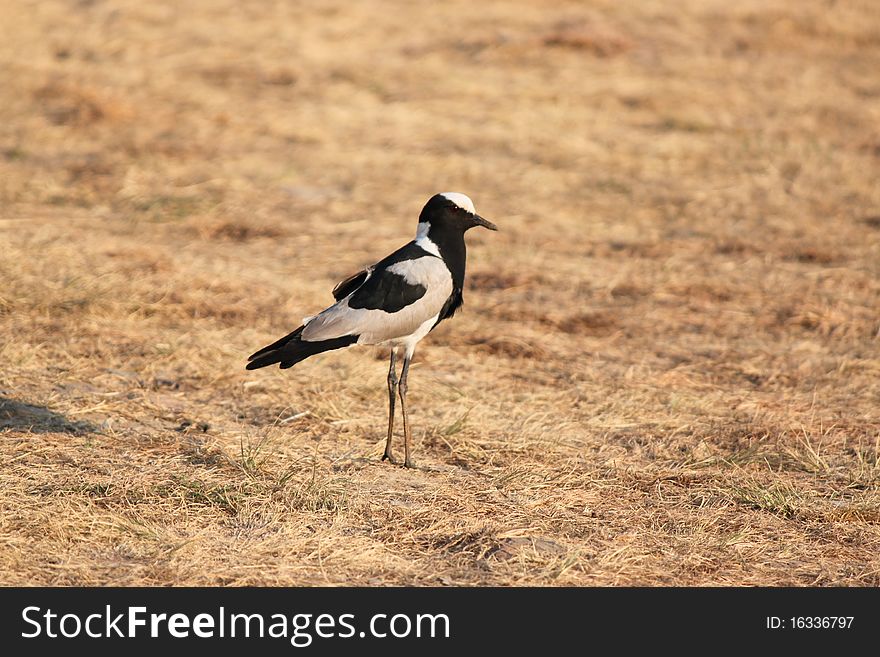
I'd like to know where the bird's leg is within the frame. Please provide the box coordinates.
[398,354,414,468]
[382,348,398,463]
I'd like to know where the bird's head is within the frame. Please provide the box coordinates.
[418,192,498,234]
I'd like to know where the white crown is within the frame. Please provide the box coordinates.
[440,192,476,215]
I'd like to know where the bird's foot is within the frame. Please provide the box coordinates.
[403,457,416,469]
[381,451,396,465]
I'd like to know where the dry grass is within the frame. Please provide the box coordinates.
[1,0,880,586]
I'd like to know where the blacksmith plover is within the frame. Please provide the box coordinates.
[246,192,497,467]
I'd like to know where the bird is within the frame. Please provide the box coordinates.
[246,192,498,468]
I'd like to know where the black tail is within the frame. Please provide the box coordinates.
[246,327,358,370]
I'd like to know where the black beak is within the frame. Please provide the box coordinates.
[472,214,498,231]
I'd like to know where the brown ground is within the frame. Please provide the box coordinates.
[1,0,879,586]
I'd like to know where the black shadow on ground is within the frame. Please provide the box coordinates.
[0,396,95,434]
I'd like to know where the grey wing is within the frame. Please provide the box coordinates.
[301,256,453,344]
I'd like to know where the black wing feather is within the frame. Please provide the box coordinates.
[246,326,357,370]
[246,241,439,371]
[348,268,426,312]
[334,241,435,312]
[331,269,370,301]
[247,326,304,362]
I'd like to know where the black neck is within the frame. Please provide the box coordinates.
[427,224,466,290]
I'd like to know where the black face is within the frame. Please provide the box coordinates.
[419,194,498,233]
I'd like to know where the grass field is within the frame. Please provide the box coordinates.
[2,0,879,585]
